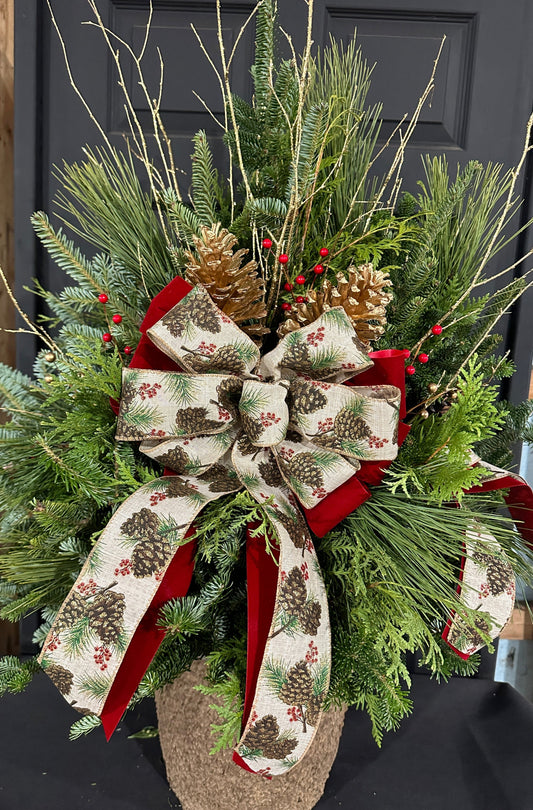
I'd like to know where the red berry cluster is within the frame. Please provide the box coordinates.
[149,429,166,437]
[139,382,162,400]
[301,561,309,581]
[480,583,490,598]
[218,406,231,421]
[368,435,389,450]
[287,706,303,722]
[280,570,287,583]
[311,381,331,390]
[154,568,165,582]
[341,362,358,370]
[306,325,325,346]
[279,446,295,461]
[198,341,216,355]
[305,640,319,664]
[150,491,167,506]
[114,558,132,577]
[260,411,281,428]
[256,768,272,778]
[305,537,314,554]
[94,645,112,671]
[312,486,327,499]
[45,633,61,653]
[317,417,334,432]
[77,578,98,596]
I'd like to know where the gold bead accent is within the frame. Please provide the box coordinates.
[427,383,438,393]
[451,391,458,400]
[44,352,55,362]
[420,409,430,419]
[44,375,53,383]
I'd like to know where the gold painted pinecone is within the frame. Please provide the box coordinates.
[279,661,314,706]
[46,663,74,696]
[131,538,172,578]
[185,224,267,337]
[279,567,308,616]
[161,288,221,337]
[285,452,324,489]
[244,715,280,752]
[87,591,126,645]
[155,446,190,474]
[289,379,327,415]
[486,559,513,597]
[279,263,393,346]
[55,590,87,632]
[121,507,159,538]
[299,600,322,635]
[175,406,221,435]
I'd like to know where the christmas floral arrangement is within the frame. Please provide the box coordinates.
[1,0,533,778]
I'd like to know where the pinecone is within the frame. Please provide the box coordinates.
[263,737,298,760]
[131,538,172,578]
[278,263,393,346]
[279,567,308,616]
[175,406,221,434]
[486,559,513,596]
[46,663,74,696]
[279,661,314,706]
[155,445,190,474]
[87,591,126,645]
[161,286,221,337]
[241,412,264,443]
[199,463,240,492]
[333,409,371,441]
[288,379,327,415]
[216,377,243,415]
[185,224,267,337]
[468,614,491,648]
[258,456,284,488]
[55,590,87,632]
[120,378,137,409]
[299,600,322,635]
[120,507,159,539]
[472,550,493,567]
[237,433,259,457]
[285,452,324,489]
[187,345,246,375]
[164,477,197,498]
[276,511,307,550]
[305,694,323,727]
[281,340,313,375]
[244,715,280,752]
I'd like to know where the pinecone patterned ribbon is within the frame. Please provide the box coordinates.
[39,284,401,776]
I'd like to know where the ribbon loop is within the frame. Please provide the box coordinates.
[239,380,289,447]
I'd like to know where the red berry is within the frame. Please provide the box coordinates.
[319,247,329,257]
[402,349,411,359]
[314,264,324,274]
[282,302,291,311]
[406,365,416,375]
[98,293,108,304]
[296,275,306,285]
[432,324,443,335]
[284,282,293,292]
[296,296,304,303]
[279,254,289,264]
[102,333,112,343]
[124,346,132,355]
[418,353,429,364]
[112,314,122,324]
[262,238,273,249]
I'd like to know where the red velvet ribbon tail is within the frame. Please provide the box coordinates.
[101,530,197,739]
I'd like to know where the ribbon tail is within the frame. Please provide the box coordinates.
[101,528,197,739]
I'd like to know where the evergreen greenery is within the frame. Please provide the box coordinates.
[0,0,532,753]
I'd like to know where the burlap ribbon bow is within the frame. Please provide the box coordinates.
[39,284,401,774]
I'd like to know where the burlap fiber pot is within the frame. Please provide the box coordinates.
[155,660,347,810]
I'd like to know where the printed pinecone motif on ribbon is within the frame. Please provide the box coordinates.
[486,559,513,596]
[87,591,126,645]
[282,452,324,489]
[155,446,190,474]
[175,406,221,435]
[305,694,323,727]
[55,590,87,631]
[241,412,265,443]
[315,408,371,449]
[131,538,172,578]
[215,376,243,415]
[185,345,246,375]
[258,456,285,488]
[278,263,392,345]
[279,567,308,615]
[46,663,74,696]
[244,715,298,760]
[161,286,221,337]
[121,508,159,539]
[279,661,314,706]
[198,463,239,492]
[288,379,327,415]
[298,600,322,635]
[165,477,198,499]
[276,511,308,550]
[184,224,267,337]
[236,433,260,457]
[280,340,316,378]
